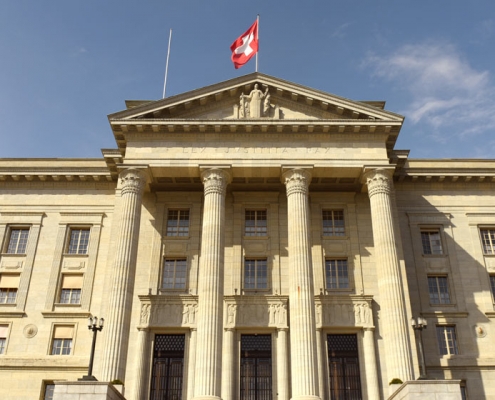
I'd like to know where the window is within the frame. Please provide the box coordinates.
[481,229,495,255]
[166,210,189,237]
[490,275,495,299]
[162,259,187,289]
[428,276,451,304]
[245,210,267,236]
[6,227,29,254]
[150,334,185,400]
[327,334,362,400]
[42,383,55,400]
[460,382,468,400]
[421,230,443,255]
[51,326,73,355]
[0,274,20,304]
[436,325,458,355]
[325,259,349,289]
[59,275,83,304]
[240,335,272,400]
[67,228,90,254]
[244,258,268,289]
[322,210,345,236]
[0,325,8,354]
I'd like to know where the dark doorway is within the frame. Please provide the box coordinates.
[150,334,185,400]
[240,334,272,400]
[327,334,362,400]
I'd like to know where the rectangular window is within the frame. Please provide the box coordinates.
[162,259,187,289]
[240,335,272,400]
[0,274,20,304]
[481,229,495,255]
[325,259,349,289]
[436,325,458,355]
[244,258,268,289]
[245,210,267,236]
[327,334,362,400]
[67,228,90,254]
[322,210,345,236]
[59,275,83,304]
[150,334,185,400]
[51,326,73,355]
[0,325,8,354]
[6,228,29,254]
[421,230,443,255]
[166,210,190,237]
[428,276,451,304]
[490,275,495,299]
[43,383,55,400]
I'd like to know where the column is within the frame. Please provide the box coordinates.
[363,328,380,400]
[193,168,231,400]
[277,328,289,400]
[283,168,320,400]
[316,329,326,400]
[365,169,413,381]
[101,168,146,381]
[221,328,236,400]
[133,328,150,400]
[187,328,197,400]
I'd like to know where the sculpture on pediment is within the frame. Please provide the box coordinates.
[236,84,279,119]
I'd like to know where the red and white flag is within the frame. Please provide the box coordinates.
[230,20,258,69]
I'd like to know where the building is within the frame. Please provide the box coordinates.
[0,73,494,399]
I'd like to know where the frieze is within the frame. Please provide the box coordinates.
[224,296,289,328]
[138,295,198,328]
[316,295,374,328]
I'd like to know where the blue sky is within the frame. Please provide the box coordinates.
[1,1,494,159]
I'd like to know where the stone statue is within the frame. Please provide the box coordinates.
[269,304,276,325]
[239,84,269,118]
[227,304,237,325]
[140,304,150,325]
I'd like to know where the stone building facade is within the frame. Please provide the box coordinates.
[0,73,493,399]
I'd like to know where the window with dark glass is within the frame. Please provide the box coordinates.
[240,334,272,400]
[245,210,267,236]
[150,334,185,400]
[427,276,451,304]
[162,259,187,289]
[244,258,268,289]
[436,325,458,355]
[325,259,349,289]
[490,275,495,299]
[166,210,190,237]
[322,210,345,236]
[481,229,495,255]
[67,228,90,254]
[6,228,29,254]
[327,334,362,400]
[421,230,443,255]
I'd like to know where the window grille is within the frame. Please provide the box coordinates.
[421,230,443,255]
[245,210,267,236]
[150,334,185,400]
[428,276,451,304]
[481,229,495,255]
[325,259,349,289]
[240,335,272,400]
[68,228,90,254]
[162,259,187,289]
[244,258,268,289]
[6,228,29,254]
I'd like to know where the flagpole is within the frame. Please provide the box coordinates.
[255,14,259,72]
[162,28,172,99]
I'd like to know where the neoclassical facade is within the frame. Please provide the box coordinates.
[0,73,494,399]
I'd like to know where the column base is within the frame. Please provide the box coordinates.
[193,397,222,400]
[291,396,321,400]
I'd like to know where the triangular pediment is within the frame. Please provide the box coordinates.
[108,73,404,123]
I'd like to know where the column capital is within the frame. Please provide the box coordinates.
[201,168,231,196]
[224,327,235,332]
[282,168,312,197]
[364,168,393,198]
[119,168,147,196]
[277,327,289,332]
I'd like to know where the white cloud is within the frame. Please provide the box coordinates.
[362,42,495,141]
[331,22,351,39]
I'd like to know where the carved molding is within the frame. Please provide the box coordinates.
[365,169,393,198]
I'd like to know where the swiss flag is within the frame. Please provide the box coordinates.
[230,20,258,69]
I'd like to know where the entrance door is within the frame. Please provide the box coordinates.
[150,334,185,400]
[240,334,272,400]
[327,334,362,400]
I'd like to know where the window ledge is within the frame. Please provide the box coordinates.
[321,235,349,240]
[428,303,457,308]
[0,253,26,257]
[159,289,188,294]
[243,236,270,240]
[163,236,190,241]
[483,253,495,257]
[422,254,448,258]
[42,310,91,318]
[54,303,82,307]
[0,309,25,318]
[242,289,271,293]
[62,253,89,258]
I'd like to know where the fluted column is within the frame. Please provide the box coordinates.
[193,168,231,400]
[365,169,413,381]
[363,328,380,400]
[102,168,146,381]
[277,328,290,400]
[187,328,198,400]
[221,328,236,400]
[134,328,150,400]
[283,168,320,400]
[316,329,326,400]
